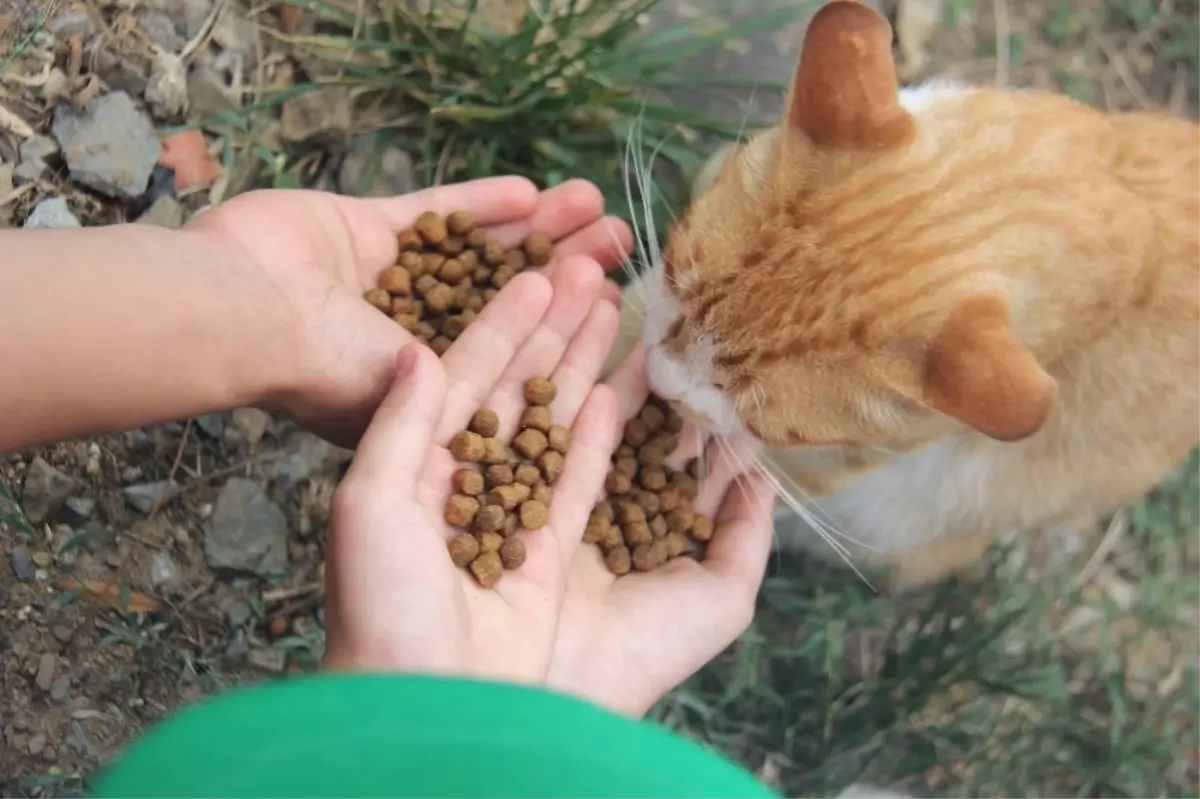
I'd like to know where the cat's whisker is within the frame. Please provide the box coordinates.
[753,451,880,553]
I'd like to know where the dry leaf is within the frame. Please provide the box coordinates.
[895,0,946,79]
[55,577,163,613]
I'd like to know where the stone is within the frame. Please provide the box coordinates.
[225,600,252,628]
[195,413,226,438]
[157,130,220,191]
[187,55,241,121]
[28,734,46,757]
[280,87,352,146]
[49,674,71,703]
[205,478,289,576]
[138,10,185,53]
[51,91,161,200]
[23,198,80,229]
[182,0,211,38]
[212,9,259,66]
[47,12,92,38]
[21,457,77,523]
[123,428,153,453]
[121,480,181,513]
[10,549,35,583]
[91,51,150,99]
[264,430,339,491]
[229,408,270,446]
[14,134,59,183]
[135,193,183,229]
[63,496,94,519]
[52,625,73,644]
[121,465,144,483]
[145,52,189,119]
[338,135,418,198]
[149,551,181,589]
[30,551,52,568]
[35,653,57,692]
[247,647,287,673]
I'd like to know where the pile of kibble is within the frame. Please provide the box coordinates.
[365,212,715,586]
[362,209,553,356]
[584,396,713,575]
[442,378,567,588]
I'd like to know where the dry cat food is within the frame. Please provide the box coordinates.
[584,395,715,575]
[363,210,554,355]
[444,377,569,588]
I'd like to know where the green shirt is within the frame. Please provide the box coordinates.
[91,673,778,798]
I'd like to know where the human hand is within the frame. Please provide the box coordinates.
[545,345,778,716]
[186,177,633,447]
[321,260,625,683]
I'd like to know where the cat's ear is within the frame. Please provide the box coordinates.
[914,295,1058,441]
[785,0,914,150]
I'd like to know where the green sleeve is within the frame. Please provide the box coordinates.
[89,673,779,799]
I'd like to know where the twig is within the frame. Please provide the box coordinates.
[0,101,36,137]
[120,529,167,551]
[1092,33,1153,109]
[149,420,192,519]
[180,0,229,62]
[0,183,37,207]
[262,583,323,603]
[1066,510,1127,594]
[992,0,1010,87]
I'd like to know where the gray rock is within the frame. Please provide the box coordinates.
[225,600,252,628]
[205,478,289,576]
[212,9,259,66]
[247,647,287,673]
[21,135,60,164]
[138,10,185,52]
[28,733,46,756]
[48,12,92,38]
[14,135,59,183]
[121,466,144,484]
[149,551,181,589]
[23,198,80,229]
[52,625,74,644]
[145,52,189,119]
[51,91,161,200]
[187,56,241,121]
[0,161,13,196]
[49,674,71,703]
[229,408,270,446]
[195,413,226,439]
[35,653,57,692]
[280,87,352,145]
[121,480,181,513]
[63,496,95,522]
[264,431,334,490]
[22,457,77,523]
[135,195,183,228]
[338,135,418,198]
[92,51,149,96]
[182,0,211,38]
[10,549,36,583]
[123,429,152,453]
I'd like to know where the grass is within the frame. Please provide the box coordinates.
[191,0,819,275]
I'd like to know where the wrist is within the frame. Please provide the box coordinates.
[177,222,303,415]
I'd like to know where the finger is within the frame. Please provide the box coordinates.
[436,272,553,441]
[690,432,763,519]
[345,343,446,492]
[700,472,777,596]
[548,299,620,426]
[542,216,635,273]
[483,179,604,248]
[604,342,649,425]
[480,257,607,441]
[548,384,619,553]
[362,176,540,231]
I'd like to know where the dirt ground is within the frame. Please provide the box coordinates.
[1,0,1197,795]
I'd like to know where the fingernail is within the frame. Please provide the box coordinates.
[394,344,419,378]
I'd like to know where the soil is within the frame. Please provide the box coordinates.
[1,0,1196,795]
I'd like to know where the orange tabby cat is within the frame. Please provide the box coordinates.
[605,0,1200,590]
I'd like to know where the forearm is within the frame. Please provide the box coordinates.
[0,223,295,452]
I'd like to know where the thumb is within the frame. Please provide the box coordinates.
[347,342,447,492]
